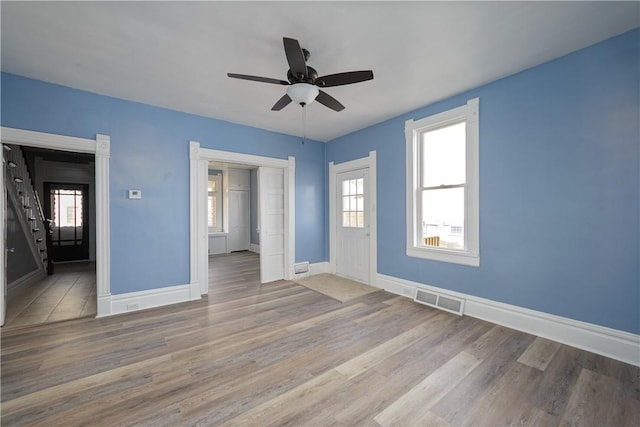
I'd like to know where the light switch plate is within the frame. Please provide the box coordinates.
[128,189,142,199]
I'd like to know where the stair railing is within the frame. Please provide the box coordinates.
[3,144,49,271]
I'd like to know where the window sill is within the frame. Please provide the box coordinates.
[406,246,479,267]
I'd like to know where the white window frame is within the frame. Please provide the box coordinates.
[208,172,222,232]
[406,97,479,266]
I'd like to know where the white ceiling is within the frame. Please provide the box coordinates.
[2,2,638,142]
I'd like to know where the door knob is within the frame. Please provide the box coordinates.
[6,248,15,253]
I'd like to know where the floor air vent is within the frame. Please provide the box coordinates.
[294,262,309,274]
[414,289,465,315]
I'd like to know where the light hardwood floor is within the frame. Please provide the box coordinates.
[1,251,638,426]
[4,262,96,328]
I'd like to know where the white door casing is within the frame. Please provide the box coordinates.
[258,167,285,283]
[329,151,377,286]
[0,126,111,317]
[336,168,370,284]
[189,141,295,294]
[1,148,6,326]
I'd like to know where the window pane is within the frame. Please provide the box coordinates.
[356,195,364,211]
[356,178,363,194]
[422,122,466,187]
[357,211,364,228]
[350,196,357,212]
[343,196,350,211]
[349,179,357,195]
[342,212,350,227]
[342,180,350,196]
[350,212,357,227]
[52,189,83,227]
[421,187,464,250]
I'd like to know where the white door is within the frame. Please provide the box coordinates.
[336,168,370,284]
[228,189,250,252]
[258,167,285,283]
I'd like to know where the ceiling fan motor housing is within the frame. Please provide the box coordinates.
[287,65,318,84]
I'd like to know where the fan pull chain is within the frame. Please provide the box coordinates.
[301,105,307,145]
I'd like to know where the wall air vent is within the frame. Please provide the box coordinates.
[414,289,465,315]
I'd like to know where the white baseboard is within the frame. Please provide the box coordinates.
[292,261,330,280]
[8,268,46,292]
[376,273,640,367]
[309,261,330,275]
[98,283,201,317]
[249,244,260,253]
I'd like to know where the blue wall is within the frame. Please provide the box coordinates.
[1,73,326,295]
[327,29,640,334]
[2,28,638,334]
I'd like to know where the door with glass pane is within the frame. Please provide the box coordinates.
[336,168,369,284]
[44,183,89,262]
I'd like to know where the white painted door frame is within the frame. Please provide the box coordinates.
[188,141,295,294]
[329,151,377,286]
[1,147,6,326]
[0,126,111,317]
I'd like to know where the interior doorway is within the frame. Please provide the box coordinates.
[189,142,295,294]
[0,126,111,326]
[3,147,97,328]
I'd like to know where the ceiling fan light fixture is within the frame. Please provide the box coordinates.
[287,83,319,106]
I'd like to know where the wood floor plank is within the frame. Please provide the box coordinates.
[374,351,482,426]
[518,336,563,371]
[1,252,638,426]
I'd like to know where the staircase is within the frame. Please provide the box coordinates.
[4,143,50,273]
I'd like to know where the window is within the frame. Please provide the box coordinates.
[51,188,83,227]
[342,177,365,228]
[406,98,479,266]
[208,173,222,232]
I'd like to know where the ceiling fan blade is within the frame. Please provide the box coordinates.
[271,94,292,111]
[227,73,289,85]
[315,70,374,87]
[283,37,308,78]
[315,90,345,112]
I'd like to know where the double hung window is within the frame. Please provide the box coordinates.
[406,98,479,266]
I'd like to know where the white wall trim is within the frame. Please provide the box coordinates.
[1,127,111,317]
[310,261,331,276]
[376,273,640,367]
[189,142,295,292]
[328,151,377,284]
[249,243,260,253]
[292,261,330,280]
[108,283,200,316]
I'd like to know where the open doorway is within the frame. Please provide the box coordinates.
[188,142,295,295]
[1,127,111,327]
[3,146,96,328]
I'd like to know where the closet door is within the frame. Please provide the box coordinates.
[228,189,250,252]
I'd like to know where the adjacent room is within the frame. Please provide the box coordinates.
[1,2,638,426]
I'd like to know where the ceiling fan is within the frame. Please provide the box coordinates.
[228,37,373,112]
